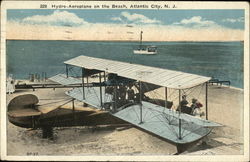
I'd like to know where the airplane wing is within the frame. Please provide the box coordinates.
[113,101,221,144]
[66,87,113,109]
[64,55,211,89]
[49,74,82,85]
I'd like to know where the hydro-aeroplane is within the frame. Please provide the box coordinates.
[7,55,222,151]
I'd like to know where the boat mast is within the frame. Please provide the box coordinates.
[139,31,143,50]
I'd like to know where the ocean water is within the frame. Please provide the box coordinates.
[6,40,243,89]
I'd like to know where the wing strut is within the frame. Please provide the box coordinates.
[178,89,182,140]
[66,64,69,78]
[99,72,103,108]
[165,87,168,108]
[205,82,208,120]
[114,85,117,112]
[81,68,85,101]
[139,81,143,124]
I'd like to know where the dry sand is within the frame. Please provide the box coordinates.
[5,83,244,156]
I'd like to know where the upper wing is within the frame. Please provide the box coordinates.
[64,55,211,89]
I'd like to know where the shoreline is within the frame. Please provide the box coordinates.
[210,84,244,91]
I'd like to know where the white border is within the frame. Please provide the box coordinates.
[0,1,249,161]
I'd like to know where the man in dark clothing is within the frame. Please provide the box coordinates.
[177,95,192,115]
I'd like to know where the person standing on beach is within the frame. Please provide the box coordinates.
[6,74,15,94]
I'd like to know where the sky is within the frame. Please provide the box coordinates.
[6,9,245,41]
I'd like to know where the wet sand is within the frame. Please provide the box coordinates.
[6,83,244,156]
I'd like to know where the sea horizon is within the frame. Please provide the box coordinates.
[6,40,244,89]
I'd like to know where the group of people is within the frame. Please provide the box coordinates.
[105,84,204,118]
[177,95,204,117]
[105,84,137,107]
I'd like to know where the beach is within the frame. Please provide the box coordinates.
[6,81,244,156]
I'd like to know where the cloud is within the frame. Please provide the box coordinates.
[7,20,244,41]
[111,11,161,24]
[222,17,244,23]
[20,10,88,27]
[6,12,244,41]
[173,16,218,28]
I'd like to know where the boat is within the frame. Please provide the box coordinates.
[133,31,157,55]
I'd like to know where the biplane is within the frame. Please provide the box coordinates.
[7,55,222,150]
